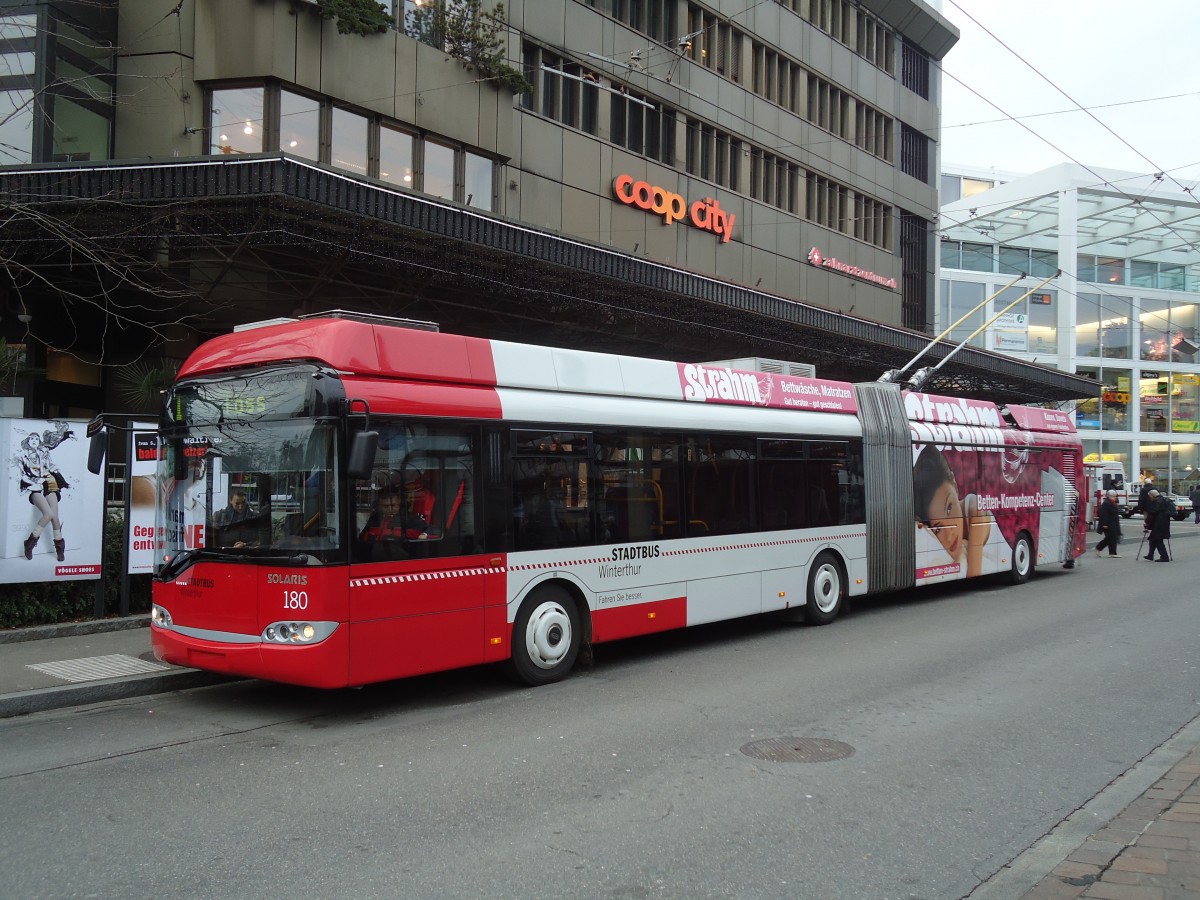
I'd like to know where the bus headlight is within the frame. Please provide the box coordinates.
[261,621,338,645]
[150,604,173,628]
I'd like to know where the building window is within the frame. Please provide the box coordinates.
[1076,366,1133,431]
[901,40,929,99]
[941,175,997,203]
[804,0,857,46]
[210,86,265,155]
[857,104,892,162]
[1131,259,1187,292]
[685,118,739,189]
[686,5,742,82]
[206,83,497,210]
[1097,257,1124,285]
[279,89,320,161]
[379,126,414,186]
[423,140,455,201]
[854,194,891,247]
[806,174,849,233]
[750,42,802,114]
[1171,373,1200,437]
[1078,253,1125,285]
[331,107,369,177]
[1,10,115,164]
[750,150,799,214]
[899,211,927,329]
[50,21,114,162]
[1077,293,1132,360]
[611,87,674,164]
[464,150,493,209]
[999,245,1057,278]
[855,11,895,73]
[0,11,34,160]
[898,123,926,182]
[612,0,677,42]
[1162,265,1186,292]
[1027,289,1057,353]
[941,239,992,272]
[941,279,986,348]
[0,89,34,163]
[527,47,600,134]
[402,0,472,51]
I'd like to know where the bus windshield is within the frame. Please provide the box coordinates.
[156,419,343,572]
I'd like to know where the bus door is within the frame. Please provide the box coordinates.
[347,422,499,684]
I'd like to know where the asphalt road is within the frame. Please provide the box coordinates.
[2,554,1198,900]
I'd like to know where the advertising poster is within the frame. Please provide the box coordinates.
[1,418,103,583]
[128,427,226,572]
[127,424,159,575]
[911,434,1076,585]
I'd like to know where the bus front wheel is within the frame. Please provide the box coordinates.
[1008,532,1034,585]
[805,552,845,625]
[509,586,581,686]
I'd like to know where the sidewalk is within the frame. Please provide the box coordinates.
[0,616,234,718]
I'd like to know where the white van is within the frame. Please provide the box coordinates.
[1084,461,1128,523]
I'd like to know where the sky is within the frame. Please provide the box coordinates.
[936,0,1200,186]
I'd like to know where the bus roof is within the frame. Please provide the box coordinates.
[176,316,1075,434]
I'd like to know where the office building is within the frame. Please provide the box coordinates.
[0,0,1091,419]
[940,162,1200,491]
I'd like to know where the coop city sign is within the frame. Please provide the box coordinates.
[612,174,736,243]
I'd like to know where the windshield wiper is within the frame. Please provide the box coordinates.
[157,547,312,580]
[157,548,244,580]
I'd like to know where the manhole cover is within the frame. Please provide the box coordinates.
[740,737,855,763]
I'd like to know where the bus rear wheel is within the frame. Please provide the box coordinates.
[1008,532,1034,585]
[805,552,845,625]
[509,586,581,686]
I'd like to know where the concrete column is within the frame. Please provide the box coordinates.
[1057,187,1078,369]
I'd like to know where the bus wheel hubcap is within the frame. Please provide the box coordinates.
[526,602,572,670]
[813,565,840,613]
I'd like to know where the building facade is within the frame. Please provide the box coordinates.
[940,163,1200,493]
[0,0,1093,423]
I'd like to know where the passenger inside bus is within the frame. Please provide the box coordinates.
[352,424,477,563]
[359,482,430,544]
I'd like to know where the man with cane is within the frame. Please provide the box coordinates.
[1142,489,1172,562]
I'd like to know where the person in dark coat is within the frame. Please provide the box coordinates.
[1189,484,1200,525]
[1094,489,1123,557]
[1144,489,1172,562]
[1137,476,1156,514]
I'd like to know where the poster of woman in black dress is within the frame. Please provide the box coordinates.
[15,422,75,561]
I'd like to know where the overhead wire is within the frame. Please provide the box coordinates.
[945,0,1195,199]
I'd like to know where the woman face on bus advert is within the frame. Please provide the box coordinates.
[914,445,964,558]
[913,445,995,577]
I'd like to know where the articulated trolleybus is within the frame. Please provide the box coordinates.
[138,312,1085,688]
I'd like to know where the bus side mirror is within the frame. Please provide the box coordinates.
[174,444,189,481]
[87,432,107,475]
[347,431,379,480]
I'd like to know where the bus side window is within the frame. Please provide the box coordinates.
[352,422,478,562]
[511,431,593,551]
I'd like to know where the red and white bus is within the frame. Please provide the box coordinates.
[130,312,1086,688]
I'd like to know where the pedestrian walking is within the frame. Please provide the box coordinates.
[1094,489,1123,557]
[1143,489,1172,562]
[1189,484,1200,525]
[1137,475,1156,515]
